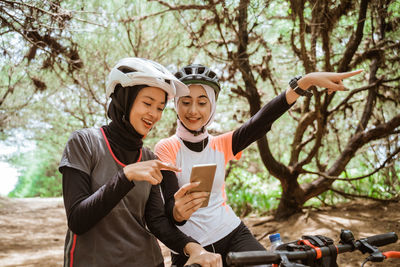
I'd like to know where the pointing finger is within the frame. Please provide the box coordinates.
[339,69,363,79]
[157,160,181,172]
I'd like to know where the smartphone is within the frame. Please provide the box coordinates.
[189,163,217,208]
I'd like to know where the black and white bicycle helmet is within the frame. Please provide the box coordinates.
[106,57,189,99]
[174,64,221,99]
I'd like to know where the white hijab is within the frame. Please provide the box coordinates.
[175,84,217,143]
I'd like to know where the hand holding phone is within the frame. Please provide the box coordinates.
[189,163,217,208]
[173,182,210,222]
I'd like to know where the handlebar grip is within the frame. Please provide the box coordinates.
[227,251,280,265]
[363,232,398,247]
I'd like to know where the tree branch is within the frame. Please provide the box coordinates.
[289,111,316,166]
[289,0,314,73]
[304,146,400,181]
[329,187,399,203]
[337,0,368,72]
[122,0,223,22]
[355,58,379,133]
[302,114,400,199]
[329,114,400,177]
[329,79,383,114]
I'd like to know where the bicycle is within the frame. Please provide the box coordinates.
[226,229,400,266]
[185,229,400,267]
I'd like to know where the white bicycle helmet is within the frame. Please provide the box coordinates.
[106,57,189,99]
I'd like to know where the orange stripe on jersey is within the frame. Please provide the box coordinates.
[209,131,242,165]
[154,136,181,166]
[221,183,229,212]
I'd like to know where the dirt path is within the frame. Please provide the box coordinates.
[0,197,399,266]
[0,197,65,267]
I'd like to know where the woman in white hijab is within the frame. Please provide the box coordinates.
[154,64,362,267]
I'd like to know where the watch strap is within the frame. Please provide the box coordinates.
[289,76,313,97]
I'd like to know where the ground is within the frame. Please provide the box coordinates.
[0,197,399,267]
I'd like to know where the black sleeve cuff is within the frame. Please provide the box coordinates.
[174,218,187,226]
[279,89,295,108]
[118,168,136,188]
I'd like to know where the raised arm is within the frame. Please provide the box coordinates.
[232,70,363,155]
[286,70,363,104]
[232,91,292,155]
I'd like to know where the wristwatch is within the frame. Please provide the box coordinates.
[289,76,313,97]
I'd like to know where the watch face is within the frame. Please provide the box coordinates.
[289,76,302,88]
[289,78,298,89]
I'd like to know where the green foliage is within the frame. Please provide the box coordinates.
[225,154,282,215]
[305,158,400,208]
[9,146,62,198]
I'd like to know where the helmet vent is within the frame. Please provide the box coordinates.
[208,71,216,78]
[184,67,193,74]
[118,66,137,74]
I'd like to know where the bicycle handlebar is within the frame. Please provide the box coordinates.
[363,232,398,247]
[226,232,398,266]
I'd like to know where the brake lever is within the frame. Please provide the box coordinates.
[278,253,308,267]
